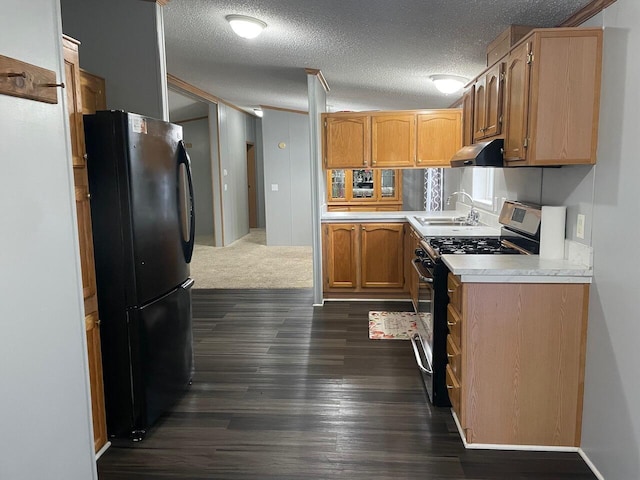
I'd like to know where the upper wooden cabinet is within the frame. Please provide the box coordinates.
[416,111,462,166]
[327,168,402,211]
[63,37,86,169]
[504,28,603,166]
[322,109,462,169]
[472,62,504,142]
[371,113,416,167]
[461,88,474,147]
[80,69,106,114]
[324,115,371,168]
[463,27,603,166]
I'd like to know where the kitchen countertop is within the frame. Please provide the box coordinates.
[321,210,593,284]
[442,254,592,284]
[322,210,501,237]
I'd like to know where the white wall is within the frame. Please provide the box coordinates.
[578,2,640,478]
[0,1,96,478]
[262,109,312,246]
[60,0,168,120]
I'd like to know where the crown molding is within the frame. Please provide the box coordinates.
[167,74,251,115]
[140,0,172,6]
[260,105,308,115]
[558,0,616,26]
[304,68,330,92]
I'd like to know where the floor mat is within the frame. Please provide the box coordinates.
[368,311,419,340]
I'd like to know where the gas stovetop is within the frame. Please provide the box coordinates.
[425,237,523,256]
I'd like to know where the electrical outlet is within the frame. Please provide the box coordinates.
[576,214,585,239]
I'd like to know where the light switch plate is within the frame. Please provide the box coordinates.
[576,214,585,239]
[271,184,279,191]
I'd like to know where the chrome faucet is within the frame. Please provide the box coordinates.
[446,191,479,225]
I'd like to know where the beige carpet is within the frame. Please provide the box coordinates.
[190,229,313,289]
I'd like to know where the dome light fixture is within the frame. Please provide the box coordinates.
[225,15,267,39]
[429,74,469,95]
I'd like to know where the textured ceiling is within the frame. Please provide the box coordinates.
[163,0,593,114]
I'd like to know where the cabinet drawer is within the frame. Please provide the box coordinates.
[446,364,461,418]
[446,334,462,379]
[447,273,463,314]
[446,305,462,347]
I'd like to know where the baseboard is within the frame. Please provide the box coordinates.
[95,441,111,460]
[578,448,606,480]
[322,297,412,302]
[451,409,579,452]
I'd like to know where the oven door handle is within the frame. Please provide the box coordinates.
[410,334,433,374]
[412,259,434,283]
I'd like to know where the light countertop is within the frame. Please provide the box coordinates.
[442,254,592,284]
[322,210,501,237]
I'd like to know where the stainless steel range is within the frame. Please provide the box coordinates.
[411,200,542,407]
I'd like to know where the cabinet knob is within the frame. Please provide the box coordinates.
[86,193,91,200]
[361,226,366,230]
[351,226,355,230]
[83,153,88,160]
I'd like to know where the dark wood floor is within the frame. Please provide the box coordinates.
[98,289,596,480]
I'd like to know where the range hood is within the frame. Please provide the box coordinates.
[450,139,504,167]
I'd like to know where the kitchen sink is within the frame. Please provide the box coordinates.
[414,216,469,227]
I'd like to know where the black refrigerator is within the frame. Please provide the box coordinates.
[84,110,195,441]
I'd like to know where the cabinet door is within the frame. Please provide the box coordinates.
[63,38,86,168]
[324,116,371,168]
[377,169,401,202]
[473,63,504,141]
[360,224,404,288]
[85,311,107,452]
[527,31,601,166]
[351,169,376,202]
[416,111,462,167]
[371,114,416,167]
[462,87,475,147]
[483,62,504,137]
[503,41,532,163]
[75,183,98,303]
[327,169,348,202]
[324,224,358,288]
[472,77,486,141]
[80,69,106,114]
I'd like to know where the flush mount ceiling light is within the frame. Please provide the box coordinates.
[225,15,267,39]
[429,75,469,95]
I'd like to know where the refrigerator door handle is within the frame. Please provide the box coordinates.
[177,140,196,263]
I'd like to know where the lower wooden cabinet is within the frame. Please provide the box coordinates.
[64,35,108,453]
[447,274,589,447]
[405,224,421,310]
[323,222,406,296]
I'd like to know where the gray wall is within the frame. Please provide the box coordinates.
[217,104,255,245]
[307,73,327,304]
[577,4,640,479]
[262,109,312,246]
[181,118,214,240]
[402,169,426,211]
[0,1,96,478]
[255,119,266,228]
[60,0,168,120]
[209,104,223,246]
